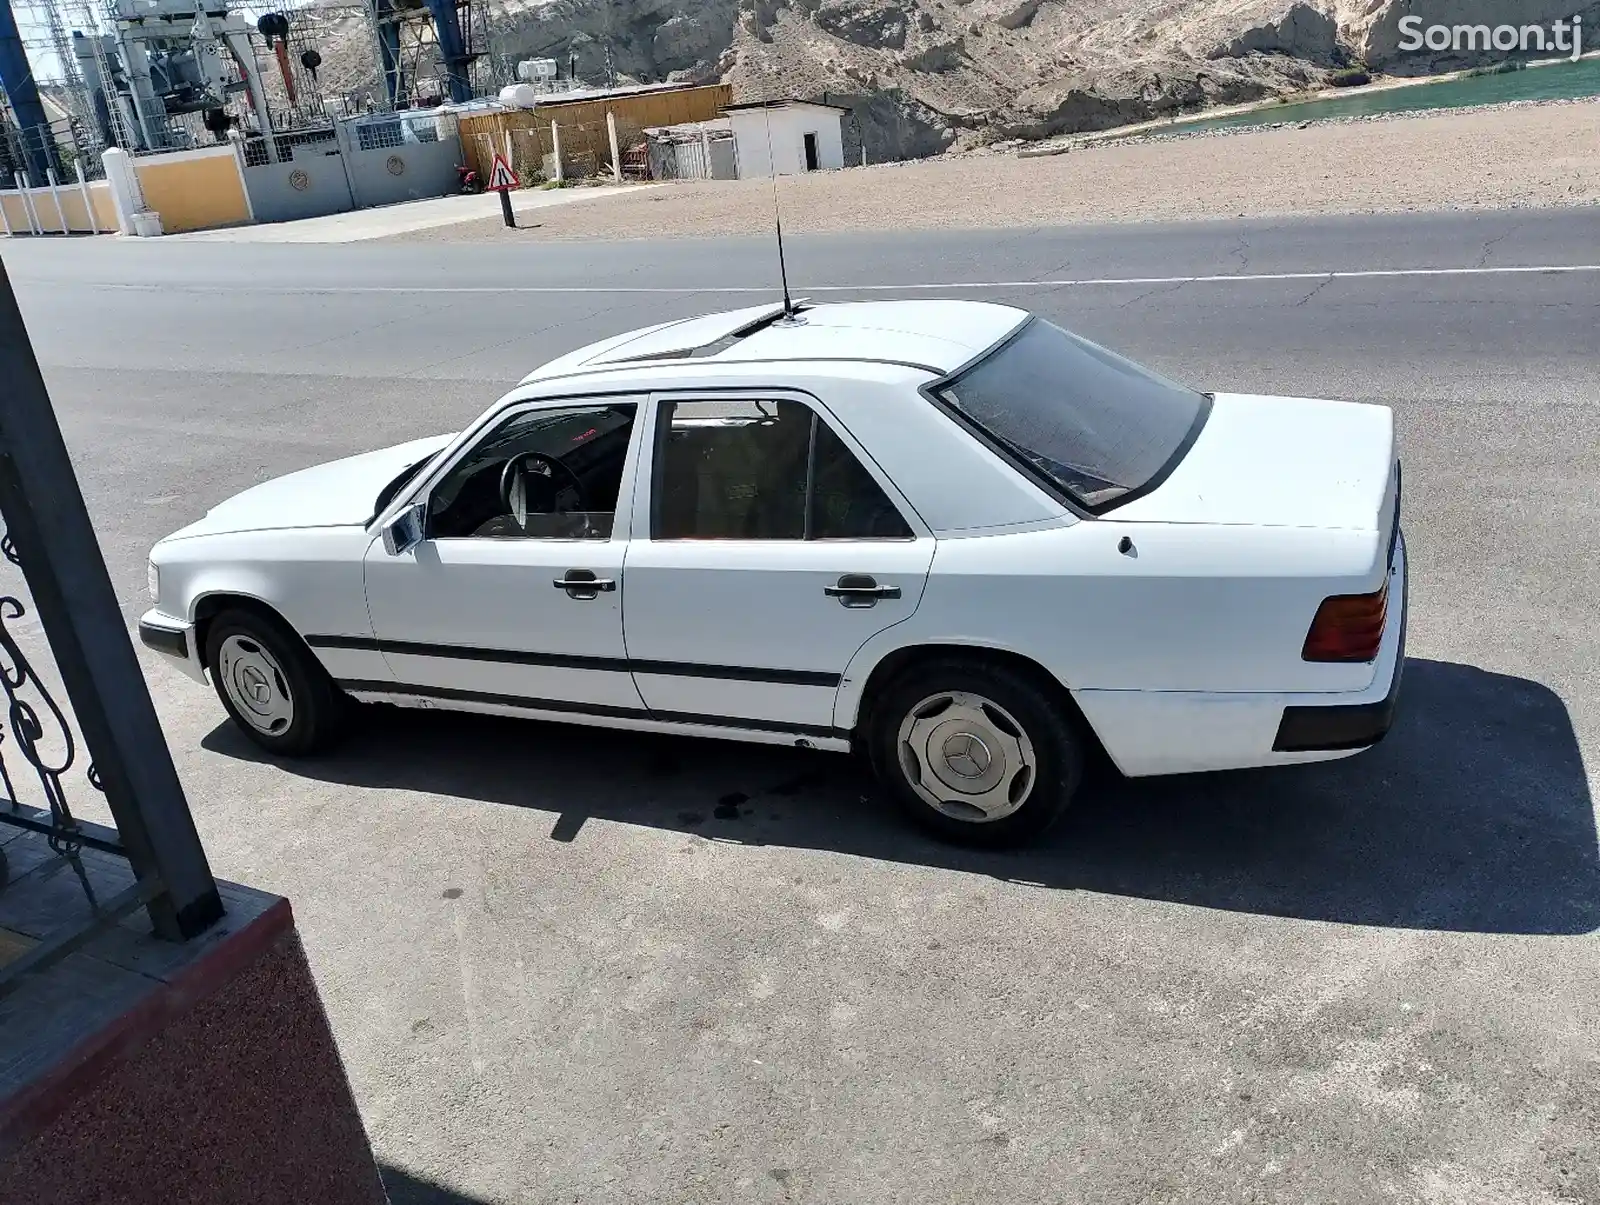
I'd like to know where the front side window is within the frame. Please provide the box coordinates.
[429,402,637,540]
[932,317,1209,512]
[653,398,912,540]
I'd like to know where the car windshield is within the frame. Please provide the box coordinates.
[932,317,1210,511]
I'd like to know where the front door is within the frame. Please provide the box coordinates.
[363,398,646,712]
[622,393,935,733]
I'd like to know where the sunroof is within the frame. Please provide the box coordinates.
[586,301,809,366]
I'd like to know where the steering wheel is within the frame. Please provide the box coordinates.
[499,452,587,528]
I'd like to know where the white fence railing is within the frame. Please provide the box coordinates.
[0,165,114,237]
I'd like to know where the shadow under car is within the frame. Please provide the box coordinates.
[202,657,1600,936]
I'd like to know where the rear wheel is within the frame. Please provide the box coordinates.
[204,608,345,756]
[870,658,1083,846]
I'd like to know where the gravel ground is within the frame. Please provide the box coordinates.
[391,98,1600,245]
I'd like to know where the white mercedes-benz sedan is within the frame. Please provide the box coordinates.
[141,300,1405,845]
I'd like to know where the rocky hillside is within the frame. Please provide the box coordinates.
[474,0,1599,160]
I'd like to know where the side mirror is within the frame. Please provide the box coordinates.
[381,502,425,556]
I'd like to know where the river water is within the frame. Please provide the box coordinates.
[1156,56,1600,135]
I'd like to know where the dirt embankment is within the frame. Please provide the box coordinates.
[388,98,1600,243]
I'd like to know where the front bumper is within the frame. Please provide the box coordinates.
[138,610,207,684]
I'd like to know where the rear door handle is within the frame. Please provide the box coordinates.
[824,574,900,607]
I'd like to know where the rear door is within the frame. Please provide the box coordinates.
[622,391,935,734]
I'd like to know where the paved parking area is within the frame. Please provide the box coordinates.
[4,210,1598,1204]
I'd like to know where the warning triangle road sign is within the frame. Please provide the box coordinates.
[487,153,520,191]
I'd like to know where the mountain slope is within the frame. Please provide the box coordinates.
[471,0,1599,159]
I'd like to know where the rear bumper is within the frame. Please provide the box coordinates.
[1271,683,1399,752]
[1273,544,1407,752]
[138,610,207,684]
[1076,529,1408,777]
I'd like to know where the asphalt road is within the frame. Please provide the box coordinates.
[5,207,1600,1205]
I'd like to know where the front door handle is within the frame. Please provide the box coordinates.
[824,574,901,608]
[553,570,616,599]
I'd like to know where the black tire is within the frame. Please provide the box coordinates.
[868,657,1084,847]
[204,607,346,756]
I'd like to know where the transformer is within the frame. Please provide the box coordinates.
[70,0,274,153]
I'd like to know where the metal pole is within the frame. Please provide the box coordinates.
[19,178,39,235]
[551,120,562,184]
[223,29,279,163]
[74,160,98,234]
[122,37,162,150]
[607,110,622,182]
[0,258,222,940]
[45,168,66,233]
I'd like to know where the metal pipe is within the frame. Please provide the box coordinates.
[19,179,39,235]
[0,0,53,180]
[0,257,223,941]
[223,29,277,163]
[420,0,474,103]
[45,168,65,233]
[75,160,98,234]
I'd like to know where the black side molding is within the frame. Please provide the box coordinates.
[138,622,189,659]
[308,633,840,688]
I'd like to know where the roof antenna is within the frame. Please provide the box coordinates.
[761,102,796,318]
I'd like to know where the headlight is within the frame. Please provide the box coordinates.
[147,561,160,604]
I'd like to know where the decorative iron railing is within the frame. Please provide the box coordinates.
[0,250,220,992]
[0,521,124,921]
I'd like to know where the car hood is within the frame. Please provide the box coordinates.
[163,434,455,541]
[1107,392,1396,531]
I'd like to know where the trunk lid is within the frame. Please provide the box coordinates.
[1108,392,1397,534]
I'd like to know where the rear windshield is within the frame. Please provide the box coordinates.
[931,317,1209,512]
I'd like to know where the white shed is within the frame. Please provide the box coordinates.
[725,99,850,178]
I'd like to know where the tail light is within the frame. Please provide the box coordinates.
[1303,582,1388,662]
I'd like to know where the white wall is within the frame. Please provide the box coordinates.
[729,106,846,178]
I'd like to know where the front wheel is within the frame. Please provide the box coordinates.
[870,659,1084,846]
[205,608,346,756]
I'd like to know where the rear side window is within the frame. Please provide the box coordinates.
[654,398,913,540]
[931,317,1210,512]
[810,419,912,539]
